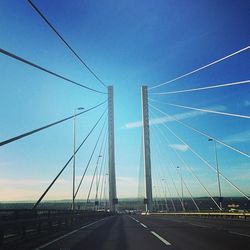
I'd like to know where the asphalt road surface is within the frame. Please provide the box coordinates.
[34,214,250,250]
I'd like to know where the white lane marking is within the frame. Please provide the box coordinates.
[129,216,148,229]
[189,223,210,228]
[140,222,148,228]
[34,217,107,249]
[129,216,171,246]
[229,231,250,238]
[151,231,172,246]
[129,216,139,223]
[129,216,137,222]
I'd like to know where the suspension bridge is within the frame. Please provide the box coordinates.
[1,1,250,249]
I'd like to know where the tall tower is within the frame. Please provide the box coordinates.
[141,86,153,212]
[108,86,118,212]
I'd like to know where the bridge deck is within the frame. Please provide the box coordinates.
[35,214,250,250]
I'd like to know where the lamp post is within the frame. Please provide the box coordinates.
[72,107,84,211]
[209,138,222,210]
[177,166,185,211]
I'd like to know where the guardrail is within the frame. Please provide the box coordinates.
[147,212,250,220]
[0,209,111,247]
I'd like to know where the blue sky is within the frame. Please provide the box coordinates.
[0,0,250,201]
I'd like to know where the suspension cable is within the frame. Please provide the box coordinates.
[86,157,99,204]
[155,101,250,119]
[151,129,184,211]
[94,126,108,203]
[74,119,107,199]
[150,104,250,201]
[156,159,170,212]
[0,48,106,94]
[149,45,250,90]
[0,100,107,147]
[96,131,108,203]
[32,108,107,209]
[151,115,201,211]
[97,140,108,210]
[182,178,200,212]
[150,110,221,210]
[85,128,107,206]
[151,126,175,211]
[27,0,107,89]
[103,163,109,208]
[149,100,250,159]
[164,176,177,212]
[99,155,108,208]
[151,79,250,95]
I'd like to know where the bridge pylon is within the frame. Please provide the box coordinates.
[141,86,153,212]
[108,86,118,212]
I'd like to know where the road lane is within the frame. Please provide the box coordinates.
[34,218,108,250]
[36,215,176,250]
[134,215,250,250]
[35,214,250,250]
[147,215,250,236]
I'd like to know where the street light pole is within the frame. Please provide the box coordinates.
[177,166,185,211]
[209,138,223,210]
[72,107,84,211]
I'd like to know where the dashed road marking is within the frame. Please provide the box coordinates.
[140,222,148,228]
[129,216,139,223]
[129,216,171,246]
[151,231,172,246]
[189,223,210,228]
[229,231,250,238]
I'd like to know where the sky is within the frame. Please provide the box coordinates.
[0,0,250,202]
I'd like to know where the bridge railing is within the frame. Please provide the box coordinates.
[0,209,111,246]
[148,212,250,220]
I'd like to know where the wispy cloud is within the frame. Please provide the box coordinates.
[125,121,142,129]
[223,130,250,144]
[169,144,189,152]
[124,105,226,129]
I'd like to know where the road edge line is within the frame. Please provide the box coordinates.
[33,217,109,249]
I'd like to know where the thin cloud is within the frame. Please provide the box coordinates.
[125,121,142,129]
[124,105,226,129]
[169,144,189,152]
[223,130,250,144]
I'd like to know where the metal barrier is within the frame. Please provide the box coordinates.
[0,209,111,247]
[147,212,250,220]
